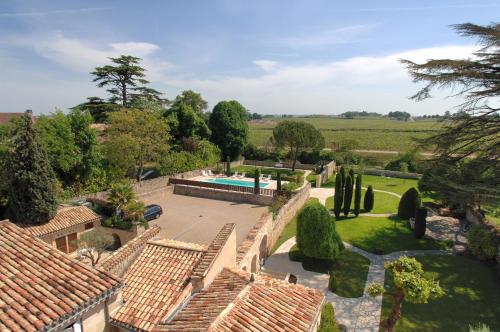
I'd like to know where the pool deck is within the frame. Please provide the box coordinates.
[190,175,279,190]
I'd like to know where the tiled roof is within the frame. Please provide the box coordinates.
[0,112,23,125]
[98,225,161,276]
[155,269,324,332]
[0,220,122,332]
[16,206,100,238]
[110,239,206,332]
[236,217,267,263]
[191,223,235,279]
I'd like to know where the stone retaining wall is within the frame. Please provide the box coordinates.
[315,161,336,188]
[350,167,422,179]
[243,159,316,170]
[173,184,275,206]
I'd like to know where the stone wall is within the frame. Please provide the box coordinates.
[243,159,316,170]
[315,161,335,188]
[173,184,275,206]
[350,166,422,179]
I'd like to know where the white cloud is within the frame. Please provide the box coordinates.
[253,60,278,72]
[164,45,477,114]
[0,7,109,17]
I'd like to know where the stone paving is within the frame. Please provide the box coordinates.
[310,187,333,205]
[264,238,451,332]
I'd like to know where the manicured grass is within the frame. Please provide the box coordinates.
[326,190,400,214]
[325,196,334,210]
[362,174,417,196]
[270,198,318,253]
[484,205,500,226]
[321,174,336,188]
[289,245,370,298]
[336,216,451,254]
[381,255,500,331]
[306,172,317,186]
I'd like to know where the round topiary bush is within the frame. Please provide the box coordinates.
[414,207,427,239]
[467,224,498,260]
[364,185,374,212]
[297,200,343,260]
[398,187,421,219]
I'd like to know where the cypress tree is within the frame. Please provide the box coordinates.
[349,169,355,190]
[333,173,343,218]
[343,175,353,216]
[7,111,57,224]
[414,207,427,239]
[340,167,346,188]
[226,156,231,176]
[354,174,362,216]
[276,171,282,191]
[364,185,374,212]
[254,168,260,194]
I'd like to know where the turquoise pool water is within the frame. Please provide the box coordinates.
[203,177,270,188]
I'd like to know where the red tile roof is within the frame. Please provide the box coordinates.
[0,220,122,332]
[155,269,324,332]
[0,112,23,125]
[98,225,161,276]
[110,239,206,332]
[16,206,100,238]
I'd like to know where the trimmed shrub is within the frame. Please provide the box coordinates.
[276,171,282,191]
[349,169,355,189]
[364,185,374,212]
[339,166,346,188]
[333,173,343,218]
[297,201,343,260]
[467,224,498,260]
[328,272,338,292]
[354,174,362,216]
[343,175,353,216]
[319,303,340,332]
[414,207,427,239]
[398,187,421,219]
[254,168,260,194]
[226,155,231,176]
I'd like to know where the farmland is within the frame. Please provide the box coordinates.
[249,117,444,152]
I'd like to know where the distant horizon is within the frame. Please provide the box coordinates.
[0,0,496,115]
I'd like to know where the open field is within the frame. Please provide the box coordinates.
[249,117,443,152]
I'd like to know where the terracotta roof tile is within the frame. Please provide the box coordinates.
[110,239,206,331]
[98,225,161,275]
[155,269,324,332]
[16,206,100,238]
[0,220,122,332]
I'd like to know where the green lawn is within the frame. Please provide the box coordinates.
[336,216,451,254]
[483,205,500,226]
[270,198,318,253]
[362,175,416,196]
[381,255,500,331]
[289,245,370,298]
[306,172,317,186]
[326,190,400,215]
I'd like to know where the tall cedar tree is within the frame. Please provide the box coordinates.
[354,174,362,216]
[333,173,343,218]
[209,101,249,160]
[7,111,57,224]
[364,185,374,212]
[92,55,162,106]
[343,175,353,216]
[272,120,325,171]
[402,23,500,205]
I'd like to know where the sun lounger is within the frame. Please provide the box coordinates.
[240,172,246,178]
[231,172,239,178]
[201,170,208,177]
[208,169,214,177]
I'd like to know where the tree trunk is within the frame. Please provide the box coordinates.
[122,82,127,106]
[386,288,404,332]
[137,158,144,183]
[291,146,299,171]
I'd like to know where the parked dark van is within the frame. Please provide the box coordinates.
[144,204,163,221]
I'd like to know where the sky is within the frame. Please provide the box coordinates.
[0,0,497,115]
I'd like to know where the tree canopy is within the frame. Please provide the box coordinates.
[104,109,170,181]
[272,120,324,170]
[208,100,249,160]
[402,23,500,206]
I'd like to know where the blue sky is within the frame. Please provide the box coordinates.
[0,0,497,115]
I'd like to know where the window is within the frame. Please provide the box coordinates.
[84,222,94,230]
[67,233,78,253]
[56,236,68,253]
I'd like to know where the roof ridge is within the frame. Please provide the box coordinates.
[148,238,208,252]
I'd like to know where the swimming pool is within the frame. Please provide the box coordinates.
[203,177,270,188]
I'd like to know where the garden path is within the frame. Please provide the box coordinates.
[310,187,333,205]
[263,238,451,332]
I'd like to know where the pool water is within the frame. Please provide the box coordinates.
[203,177,270,188]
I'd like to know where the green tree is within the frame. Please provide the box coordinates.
[104,109,170,181]
[272,120,325,171]
[226,156,231,176]
[169,90,208,115]
[402,23,500,206]
[354,174,362,216]
[209,100,249,160]
[254,168,260,194]
[414,207,427,239]
[276,171,282,191]
[398,188,421,219]
[333,173,343,218]
[319,303,340,332]
[6,111,57,224]
[364,185,374,212]
[296,200,343,260]
[75,228,114,266]
[107,181,136,215]
[92,55,151,106]
[343,175,353,216]
[367,256,444,332]
[72,97,121,123]
[165,102,210,144]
